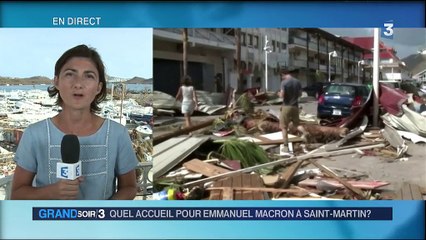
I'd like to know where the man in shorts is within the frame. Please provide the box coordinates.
[279,68,308,156]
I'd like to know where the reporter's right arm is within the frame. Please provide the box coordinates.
[11,165,81,200]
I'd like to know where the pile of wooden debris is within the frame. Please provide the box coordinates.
[152,111,425,200]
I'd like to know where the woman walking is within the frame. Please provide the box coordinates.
[175,75,198,128]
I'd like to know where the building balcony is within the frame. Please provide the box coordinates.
[308,42,318,50]
[288,37,307,48]
[319,46,327,53]
[289,59,307,68]
[308,62,318,69]
[154,28,235,50]
[319,65,327,72]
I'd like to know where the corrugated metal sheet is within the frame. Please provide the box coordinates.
[381,105,426,137]
[381,125,408,158]
[153,136,210,179]
[397,130,426,144]
[402,105,426,136]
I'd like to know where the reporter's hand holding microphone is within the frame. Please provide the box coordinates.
[54,134,84,200]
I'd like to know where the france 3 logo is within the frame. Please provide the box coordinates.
[382,21,394,39]
[60,165,80,178]
[60,167,69,178]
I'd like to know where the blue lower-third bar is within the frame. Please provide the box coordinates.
[32,207,392,221]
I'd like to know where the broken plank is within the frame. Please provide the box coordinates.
[395,182,423,200]
[274,159,306,199]
[410,184,423,200]
[206,187,310,194]
[209,177,224,200]
[222,187,234,200]
[250,174,266,200]
[233,174,243,200]
[208,174,266,200]
[279,159,306,188]
[328,142,380,152]
[298,178,390,190]
[241,174,252,200]
[219,176,233,200]
[255,138,303,145]
[262,175,282,187]
[183,159,230,177]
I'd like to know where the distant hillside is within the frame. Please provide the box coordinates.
[0,76,52,85]
[126,77,153,84]
[0,75,152,86]
[403,54,426,75]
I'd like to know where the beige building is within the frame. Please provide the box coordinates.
[153,28,365,96]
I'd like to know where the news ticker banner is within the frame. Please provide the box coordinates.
[32,207,392,221]
[0,200,424,239]
[0,2,424,28]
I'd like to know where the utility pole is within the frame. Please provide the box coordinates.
[373,28,380,127]
[263,35,272,92]
[183,28,188,77]
[236,28,242,93]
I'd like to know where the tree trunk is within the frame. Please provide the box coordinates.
[153,119,215,145]
[183,28,188,77]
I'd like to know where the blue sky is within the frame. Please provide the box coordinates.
[0,28,153,79]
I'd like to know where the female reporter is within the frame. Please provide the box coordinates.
[11,44,138,200]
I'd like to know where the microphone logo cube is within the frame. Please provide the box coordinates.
[60,167,69,178]
[76,164,81,177]
[57,162,82,180]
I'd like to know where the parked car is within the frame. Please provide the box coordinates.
[317,83,371,119]
[303,82,329,98]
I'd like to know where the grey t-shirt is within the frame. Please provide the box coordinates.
[281,77,301,107]
[14,118,138,200]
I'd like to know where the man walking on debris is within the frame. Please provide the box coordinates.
[278,68,308,156]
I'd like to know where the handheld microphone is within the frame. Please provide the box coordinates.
[57,134,82,180]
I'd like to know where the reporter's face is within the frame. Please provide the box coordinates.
[54,57,102,111]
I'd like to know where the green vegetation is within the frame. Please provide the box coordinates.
[0,76,52,85]
[215,138,270,168]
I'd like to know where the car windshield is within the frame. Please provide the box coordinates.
[325,85,356,96]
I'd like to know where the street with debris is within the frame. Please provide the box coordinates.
[152,88,426,201]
